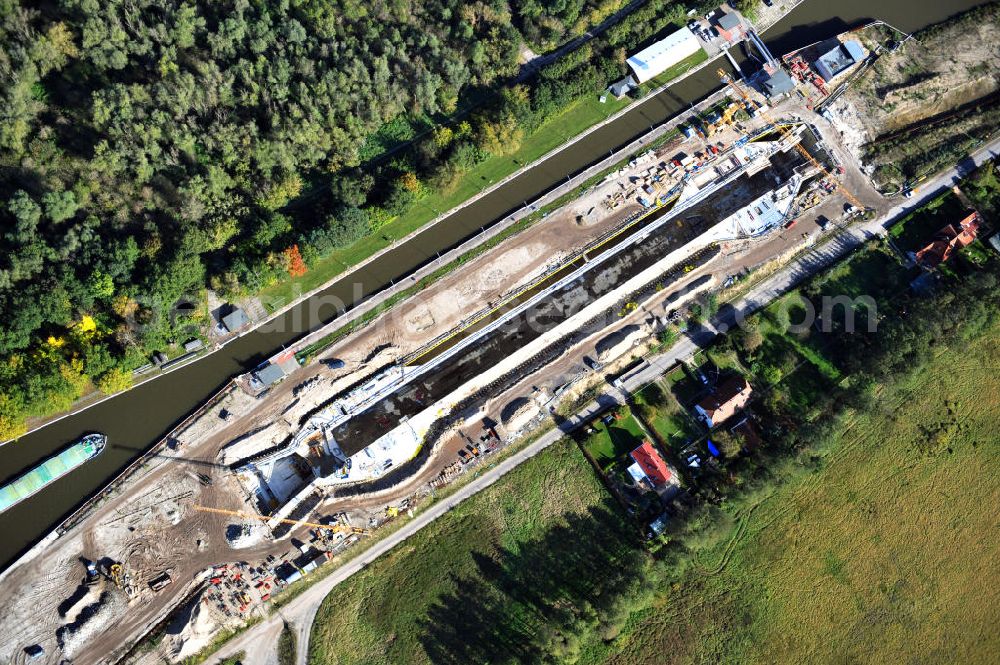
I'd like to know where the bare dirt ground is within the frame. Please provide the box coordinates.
[845,18,1000,139]
[828,8,1000,184]
[0,92,883,665]
[0,387,281,665]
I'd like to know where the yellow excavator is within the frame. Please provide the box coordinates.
[108,563,124,590]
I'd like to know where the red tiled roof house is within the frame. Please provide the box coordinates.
[627,440,673,488]
[695,375,752,428]
[915,211,982,269]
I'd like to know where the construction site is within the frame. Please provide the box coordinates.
[230,128,820,521]
[0,61,885,665]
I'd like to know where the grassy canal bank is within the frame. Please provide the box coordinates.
[259,49,710,306]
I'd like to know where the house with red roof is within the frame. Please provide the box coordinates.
[627,440,673,488]
[915,211,982,269]
[694,375,752,428]
[713,9,745,43]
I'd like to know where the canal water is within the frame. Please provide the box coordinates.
[0,0,983,570]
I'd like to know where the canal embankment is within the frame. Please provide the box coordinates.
[0,0,985,572]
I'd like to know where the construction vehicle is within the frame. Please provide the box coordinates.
[717,68,865,212]
[108,562,124,590]
[702,101,743,135]
[82,560,100,586]
[100,560,136,597]
[149,572,173,592]
[192,505,369,537]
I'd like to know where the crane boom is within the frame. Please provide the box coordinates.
[717,68,865,211]
[193,504,369,536]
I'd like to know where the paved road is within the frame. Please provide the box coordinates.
[207,137,1000,665]
[210,408,595,665]
[618,136,1000,397]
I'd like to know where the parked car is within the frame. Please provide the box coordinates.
[583,355,603,371]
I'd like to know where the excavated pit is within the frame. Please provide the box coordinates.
[332,150,804,454]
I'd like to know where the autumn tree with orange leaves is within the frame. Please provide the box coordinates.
[284,244,307,277]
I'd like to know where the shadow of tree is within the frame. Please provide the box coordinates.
[417,497,645,664]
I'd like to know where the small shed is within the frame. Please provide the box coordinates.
[183,338,204,352]
[255,363,286,387]
[221,307,249,333]
[608,76,635,99]
[649,513,669,535]
[987,233,1000,254]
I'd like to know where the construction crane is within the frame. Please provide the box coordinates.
[717,68,866,212]
[193,504,369,537]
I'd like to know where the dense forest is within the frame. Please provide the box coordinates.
[0,0,703,437]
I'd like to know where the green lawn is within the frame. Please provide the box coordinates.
[664,364,705,406]
[960,238,993,267]
[888,191,969,252]
[704,347,743,374]
[308,439,640,665]
[647,408,699,453]
[634,382,702,453]
[601,319,1000,665]
[582,409,646,470]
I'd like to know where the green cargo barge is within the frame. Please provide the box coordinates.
[0,434,107,514]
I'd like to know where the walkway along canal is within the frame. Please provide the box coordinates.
[0,0,982,570]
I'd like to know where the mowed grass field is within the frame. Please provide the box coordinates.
[602,321,1000,664]
[260,90,631,305]
[308,439,639,665]
[260,49,713,306]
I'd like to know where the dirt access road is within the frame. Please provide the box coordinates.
[206,130,1000,665]
[0,92,892,665]
[0,119,683,665]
